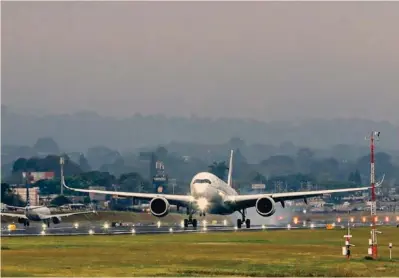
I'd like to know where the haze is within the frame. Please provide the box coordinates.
[2,1,399,123]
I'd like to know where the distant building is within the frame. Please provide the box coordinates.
[88,186,106,201]
[153,161,168,193]
[22,171,55,183]
[13,187,40,206]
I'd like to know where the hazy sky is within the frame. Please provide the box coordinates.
[2,2,399,123]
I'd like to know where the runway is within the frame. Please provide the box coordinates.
[0,220,328,237]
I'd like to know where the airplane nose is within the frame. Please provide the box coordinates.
[193,183,207,194]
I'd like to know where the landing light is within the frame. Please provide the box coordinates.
[234,226,238,231]
[169,227,173,233]
[202,220,207,227]
[303,221,307,227]
[310,223,315,229]
[287,224,291,230]
[203,227,207,232]
[157,221,161,228]
[89,229,94,235]
[197,197,208,211]
[42,223,47,229]
[303,209,307,214]
[261,224,266,230]
[103,222,109,229]
[350,217,354,223]
[180,221,185,228]
[74,222,79,229]
[40,230,46,236]
[131,228,136,234]
[223,219,227,226]
[385,216,390,222]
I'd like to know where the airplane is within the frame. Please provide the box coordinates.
[1,185,96,228]
[62,150,382,229]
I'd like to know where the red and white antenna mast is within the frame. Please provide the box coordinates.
[366,131,380,259]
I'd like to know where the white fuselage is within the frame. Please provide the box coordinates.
[24,206,51,221]
[189,172,238,215]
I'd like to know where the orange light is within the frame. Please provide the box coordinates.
[396,216,399,222]
[293,217,298,225]
[374,216,378,222]
[385,216,389,222]
[337,217,341,223]
[278,216,283,220]
[350,217,354,223]
[362,217,366,223]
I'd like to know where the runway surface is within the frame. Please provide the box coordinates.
[1,220,329,237]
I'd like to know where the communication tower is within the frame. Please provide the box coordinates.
[365,131,380,259]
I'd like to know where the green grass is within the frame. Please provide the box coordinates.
[1,227,398,277]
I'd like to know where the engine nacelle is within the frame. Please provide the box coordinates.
[255,196,276,217]
[150,197,170,217]
[51,216,61,224]
[18,218,25,224]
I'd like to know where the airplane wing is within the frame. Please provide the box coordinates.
[0,212,28,219]
[40,210,97,220]
[229,185,374,210]
[62,180,193,207]
[3,205,26,211]
[230,175,384,210]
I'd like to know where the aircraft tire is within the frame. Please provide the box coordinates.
[237,219,242,229]
[245,219,251,228]
[192,219,198,228]
[184,219,189,228]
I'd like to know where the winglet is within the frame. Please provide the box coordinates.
[227,150,234,187]
[376,174,385,187]
[62,176,73,191]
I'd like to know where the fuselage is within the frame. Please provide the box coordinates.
[24,206,51,221]
[189,172,238,215]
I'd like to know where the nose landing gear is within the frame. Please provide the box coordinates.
[236,209,251,229]
[184,209,198,229]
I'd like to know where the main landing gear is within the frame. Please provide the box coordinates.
[237,209,250,229]
[183,208,198,229]
[23,219,30,227]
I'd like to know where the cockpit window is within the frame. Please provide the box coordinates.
[193,179,211,184]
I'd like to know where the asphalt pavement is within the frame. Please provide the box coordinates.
[0,220,330,237]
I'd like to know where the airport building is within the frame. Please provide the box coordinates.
[88,186,107,201]
[13,187,40,206]
[22,171,55,183]
[153,161,168,193]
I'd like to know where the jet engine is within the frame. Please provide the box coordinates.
[150,197,170,217]
[51,216,61,224]
[255,196,276,217]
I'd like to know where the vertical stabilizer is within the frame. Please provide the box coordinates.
[227,150,234,187]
